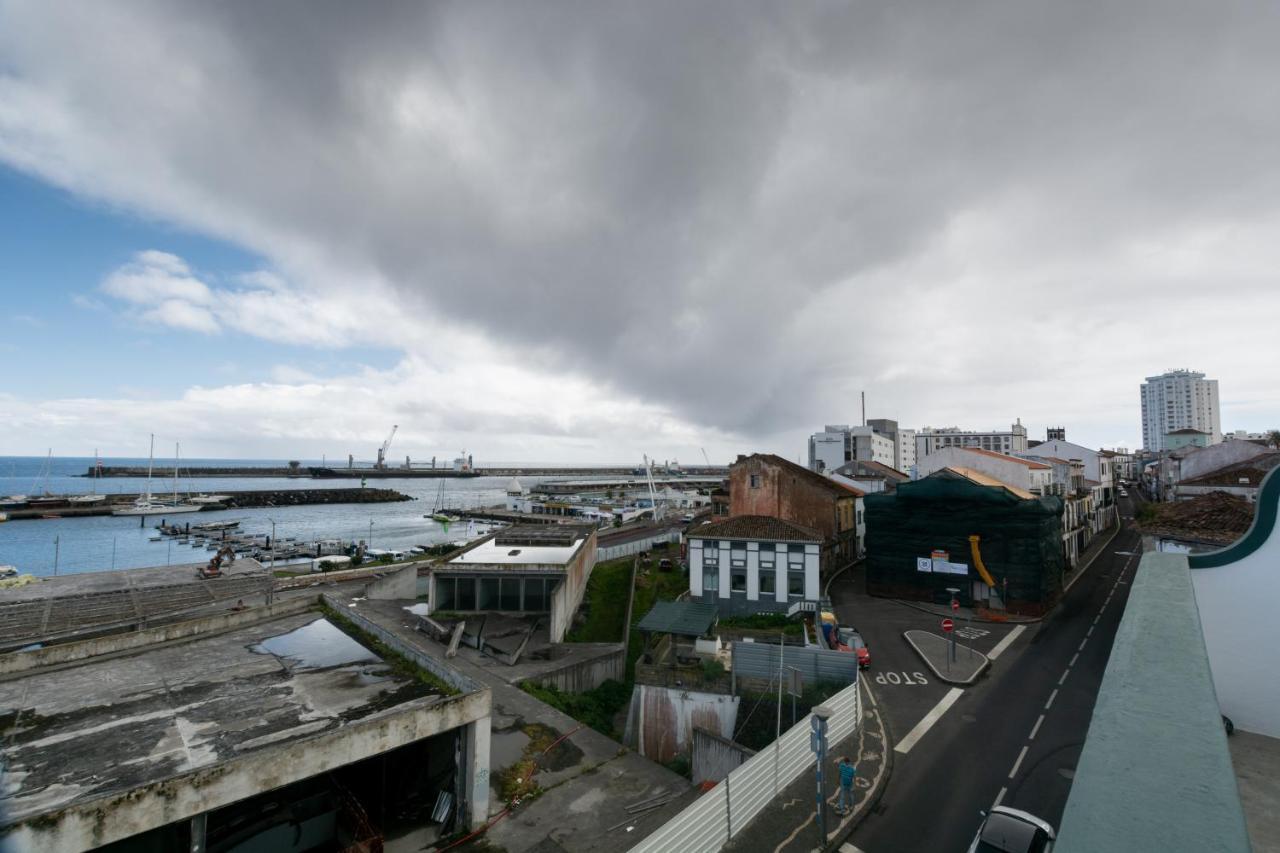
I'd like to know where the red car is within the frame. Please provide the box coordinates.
[837,627,871,669]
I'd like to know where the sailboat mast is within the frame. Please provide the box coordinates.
[174,443,180,505]
[146,434,154,502]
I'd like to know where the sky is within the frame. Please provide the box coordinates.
[1,1,1277,464]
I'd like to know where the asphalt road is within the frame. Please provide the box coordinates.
[835,499,1144,852]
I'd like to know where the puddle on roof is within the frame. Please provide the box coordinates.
[251,618,380,669]
[403,603,431,617]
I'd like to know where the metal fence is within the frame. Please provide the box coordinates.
[597,529,681,562]
[731,641,860,688]
[630,676,861,853]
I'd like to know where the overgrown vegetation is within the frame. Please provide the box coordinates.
[565,556,635,643]
[1136,503,1158,524]
[663,754,692,778]
[520,679,633,739]
[731,682,845,751]
[494,722,560,803]
[319,603,459,697]
[717,613,805,635]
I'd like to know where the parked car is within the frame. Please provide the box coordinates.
[836,627,871,669]
[968,806,1056,853]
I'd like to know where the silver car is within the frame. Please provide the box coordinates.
[968,806,1056,853]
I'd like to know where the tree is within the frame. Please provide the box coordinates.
[288,460,301,473]
[1268,430,1280,449]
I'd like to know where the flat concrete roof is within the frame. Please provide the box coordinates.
[0,609,442,827]
[447,537,583,568]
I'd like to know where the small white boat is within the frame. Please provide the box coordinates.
[0,565,19,578]
[189,494,232,505]
[68,494,107,504]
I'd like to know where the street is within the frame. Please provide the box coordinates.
[832,494,1144,852]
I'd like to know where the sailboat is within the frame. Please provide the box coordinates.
[426,480,454,524]
[69,450,107,504]
[114,436,202,516]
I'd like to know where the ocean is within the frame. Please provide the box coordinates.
[0,456,568,577]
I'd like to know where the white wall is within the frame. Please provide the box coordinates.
[1191,526,1280,737]
[1021,440,1104,483]
[808,432,845,472]
[915,446,1050,492]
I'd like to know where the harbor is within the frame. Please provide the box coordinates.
[0,487,413,520]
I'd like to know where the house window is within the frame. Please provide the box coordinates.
[759,548,775,570]
[704,543,719,565]
[788,544,805,570]
[760,572,776,595]
[730,542,747,568]
[787,573,805,597]
[750,474,762,488]
[704,567,719,592]
[731,571,747,593]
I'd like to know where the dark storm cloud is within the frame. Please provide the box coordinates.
[3,1,1279,446]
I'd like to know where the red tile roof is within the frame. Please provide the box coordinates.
[687,515,823,542]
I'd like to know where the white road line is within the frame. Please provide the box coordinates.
[993,786,1007,808]
[840,844,866,853]
[1058,668,1070,686]
[1093,614,1100,625]
[1045,689,1058,710]
[1087,625,1095,637]
[894,687,964,755]
[1009,745,1029,779]
[1078,638,1088,651]
[987,624,1026,660]
[1070,652,1079,667]
[1029,714,1044,740]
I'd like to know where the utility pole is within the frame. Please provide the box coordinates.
[53,535,60,577]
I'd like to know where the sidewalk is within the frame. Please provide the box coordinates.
[904,629,989,684]
[723,680,891,853]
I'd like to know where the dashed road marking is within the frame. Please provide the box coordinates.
[1029,714,1044,740]
[987,624,1026,660]
[840,844,866,853]
[1078,638,1088,651]
[1087,625,1095,637]
[1009,745,1029,779]
[1092,614,1100,625]
[1069,652,1079,667]
[895,687,964,755]
[993,786,1007,808]
[1058,668,1070,686]
[1045,689,1059,710]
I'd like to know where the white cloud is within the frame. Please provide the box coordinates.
[3,3,1280,456]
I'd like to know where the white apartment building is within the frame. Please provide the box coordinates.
[808,421,903,473]
[915,446,1055,494]
[687,516,823,616]
[915,420,1029,461]
[1140,369,1221,451]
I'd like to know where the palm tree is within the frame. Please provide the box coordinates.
[1268,429,1280,449]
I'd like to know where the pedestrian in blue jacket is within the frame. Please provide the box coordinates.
[837,756,857,814]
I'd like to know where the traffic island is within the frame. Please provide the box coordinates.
[903,629,990,685]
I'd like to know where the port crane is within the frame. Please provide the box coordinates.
[375,425,398,470]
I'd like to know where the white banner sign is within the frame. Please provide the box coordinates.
[916,557,933,573]
[933,560,969,576]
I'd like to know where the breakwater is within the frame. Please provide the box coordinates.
[1,488,412,520]
[91,464,730,479]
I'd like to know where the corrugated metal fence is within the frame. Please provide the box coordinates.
[630,676,861,853]
[731,641,860,687]
[597,529,682,562]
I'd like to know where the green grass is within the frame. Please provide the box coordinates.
[520,679,633,739]
[717,613,805,636]
[565,556,635,643]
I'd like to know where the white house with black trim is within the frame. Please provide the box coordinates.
[687,516,822,616]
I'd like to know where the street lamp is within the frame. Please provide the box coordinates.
[368,519,374,550]
[53,535,60,577]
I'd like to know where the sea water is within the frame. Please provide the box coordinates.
[0,455,566,576]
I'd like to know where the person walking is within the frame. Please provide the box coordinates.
[837,756,857,815]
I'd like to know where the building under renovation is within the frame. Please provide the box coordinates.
[864,468,1065,615]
